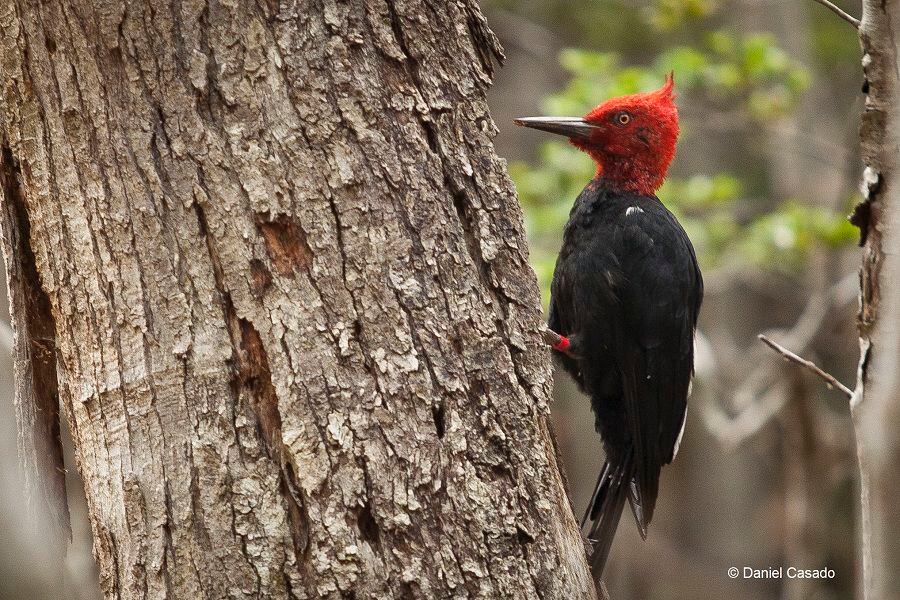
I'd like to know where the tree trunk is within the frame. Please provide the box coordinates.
[851,2,900,598]
[0,1,594,598]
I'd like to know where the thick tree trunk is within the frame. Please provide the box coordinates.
[0,1,594,598]
[852,2,900,598]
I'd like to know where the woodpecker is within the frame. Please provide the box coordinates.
[515,74,703,577]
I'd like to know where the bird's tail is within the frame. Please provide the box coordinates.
[582,449,633,578]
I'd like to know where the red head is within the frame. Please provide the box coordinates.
[515,74,679,196]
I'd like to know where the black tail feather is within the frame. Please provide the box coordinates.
[627,481,649,540]
[581,462,610,529]
[584,450,633,578]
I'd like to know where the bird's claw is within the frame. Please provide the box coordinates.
[542,328,572,353]
[542,329,563,346]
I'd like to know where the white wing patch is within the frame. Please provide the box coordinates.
[673,406,688,459]
[625,206,644,217]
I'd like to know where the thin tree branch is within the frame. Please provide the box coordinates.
[702,383,789,451]
[758,334,853,399]
[702,272,857,448]
[810,0,861,29]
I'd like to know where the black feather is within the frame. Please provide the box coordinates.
[549,177,703,577]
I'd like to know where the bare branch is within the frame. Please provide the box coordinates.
[810,0,861,28]
[758,334,853,399]
[702,383,790,451]
[702,272,857,447]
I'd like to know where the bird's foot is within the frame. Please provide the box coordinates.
[542,329,573,354]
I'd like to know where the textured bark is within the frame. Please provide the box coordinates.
[0,1,594,598]
[0,143,69,572]
[851,2,900,599]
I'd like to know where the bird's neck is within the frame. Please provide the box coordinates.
[590,156,665,197]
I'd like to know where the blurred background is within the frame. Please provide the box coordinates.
[0,1,864,599]
[487,0,863,598]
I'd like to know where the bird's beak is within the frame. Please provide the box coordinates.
[513,116,597,141]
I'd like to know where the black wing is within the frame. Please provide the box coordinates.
[548,260,584,390]
[548,187,702,536]
[610,203,702,531]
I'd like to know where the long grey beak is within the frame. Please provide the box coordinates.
[513,116,597,141]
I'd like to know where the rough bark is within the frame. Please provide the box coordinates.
[0,1,594,598]
[0,141,70,577]
[851,2,900,598]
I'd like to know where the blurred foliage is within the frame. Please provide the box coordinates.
[506,2,857,300]
[646,0,717,32]
[810,11,861,74]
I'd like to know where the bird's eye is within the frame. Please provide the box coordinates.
[616,112,631,126]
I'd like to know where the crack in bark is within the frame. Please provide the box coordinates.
[192,196,310,566]
[384,0,528,371]
[256,212,314,277]
[462,5,505,77]
[235,315,311,560]
[0,144,70,543]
